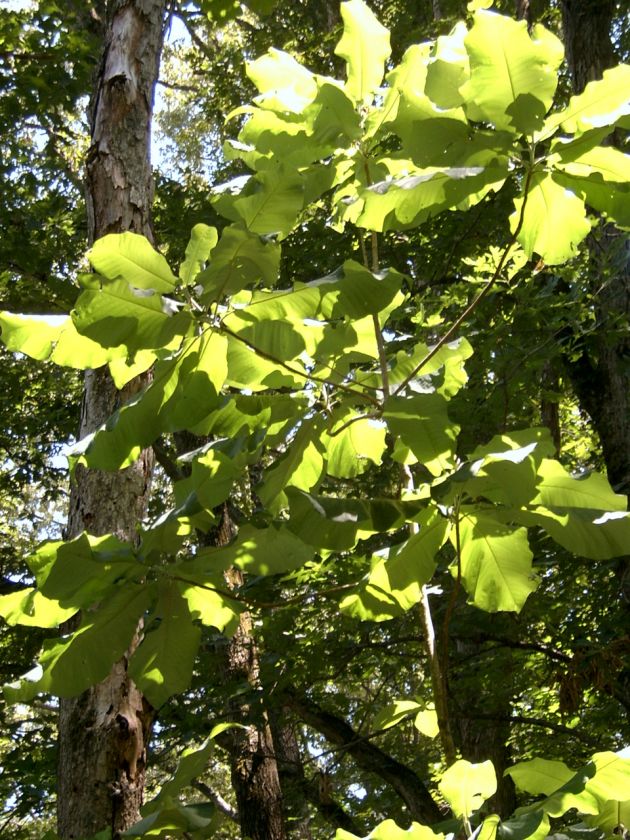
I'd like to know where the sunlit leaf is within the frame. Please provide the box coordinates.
[461,12,563,134]
[439,759,497,819]
[130,581,201,708]
[179,223,218,286]
[455,511,538,612]
[512,171,590,264]
[89,232,177,293]
[541,65,630,138]
[335,0,391,104]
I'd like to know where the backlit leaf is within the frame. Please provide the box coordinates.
[335,0,391,104]
[541,65,630,138]
[89,232,177,293]
[179,223,218,286]
[461,12,563,134]
[439,759,497,819]
[455,511,538,612]
[511,172,590,264]
[130,581,201,708]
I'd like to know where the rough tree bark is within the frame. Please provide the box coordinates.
[560,2,630,506]
[560,0,630,499]
[559,0,630,711]
[222,560,287,840]
[57,1,167,837]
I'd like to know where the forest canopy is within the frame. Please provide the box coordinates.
[0,0,629,838]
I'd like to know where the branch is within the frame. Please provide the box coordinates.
[456,713,600,747]
[152,436,185,482]
[394,169,534,396]
[303,772,364,835]
[284,689,442,824]
[219,322,381,406]
[193,781,238,822]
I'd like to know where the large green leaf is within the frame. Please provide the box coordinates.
[532,459,627,510]
[461,12,563,134]
[513,505,630,561]
[337,820,441,840]
[213,166,304,238]
[247,48,318,112]
[225,332,305,391]
[77,331,226,470]
[179,223,218,286]
[196,223,280,305]
[5,584,153,702]
[223,312,305,362]
[258,418,325,512]
[455,511,538,612]
[385,337,473,397]
[511,171,590,264]
[88,232,177,293]
[73,278,190,354]
[287,490,419,551]
[553,145,630,184]
[124,800,219,837]
[129,581,201,708]
[439,759,497,819]
[498,811,550,840]
[335,0,391,104]
[0,312,122,368]
[541,65,630,138]
[383,44,469,165]
[384,393,459,475]
[507,752,630,819]
[340,507,447,621]
[30,533,139,608]
[433,428,555,508]
[178,580,241,634]
[585,799,630,835]
[425,23,469,109]
[324,410,387,478]
[553,171,630,229]
[507,758,575,796]
[0,588,77,628]
[358,148,508,232]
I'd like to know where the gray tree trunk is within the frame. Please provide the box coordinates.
[57,1,166,837]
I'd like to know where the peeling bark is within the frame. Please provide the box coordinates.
[57,1,166,837]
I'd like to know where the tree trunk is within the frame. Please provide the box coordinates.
[57,1,166,837]
[560,0,630,605]
[515,0,532,29]
[561,1,617,94]
[223,564,287,840]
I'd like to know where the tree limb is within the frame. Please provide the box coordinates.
[284,689,442,825]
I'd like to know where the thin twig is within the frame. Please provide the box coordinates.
[219,322,380,406]
[394,168,535,396]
